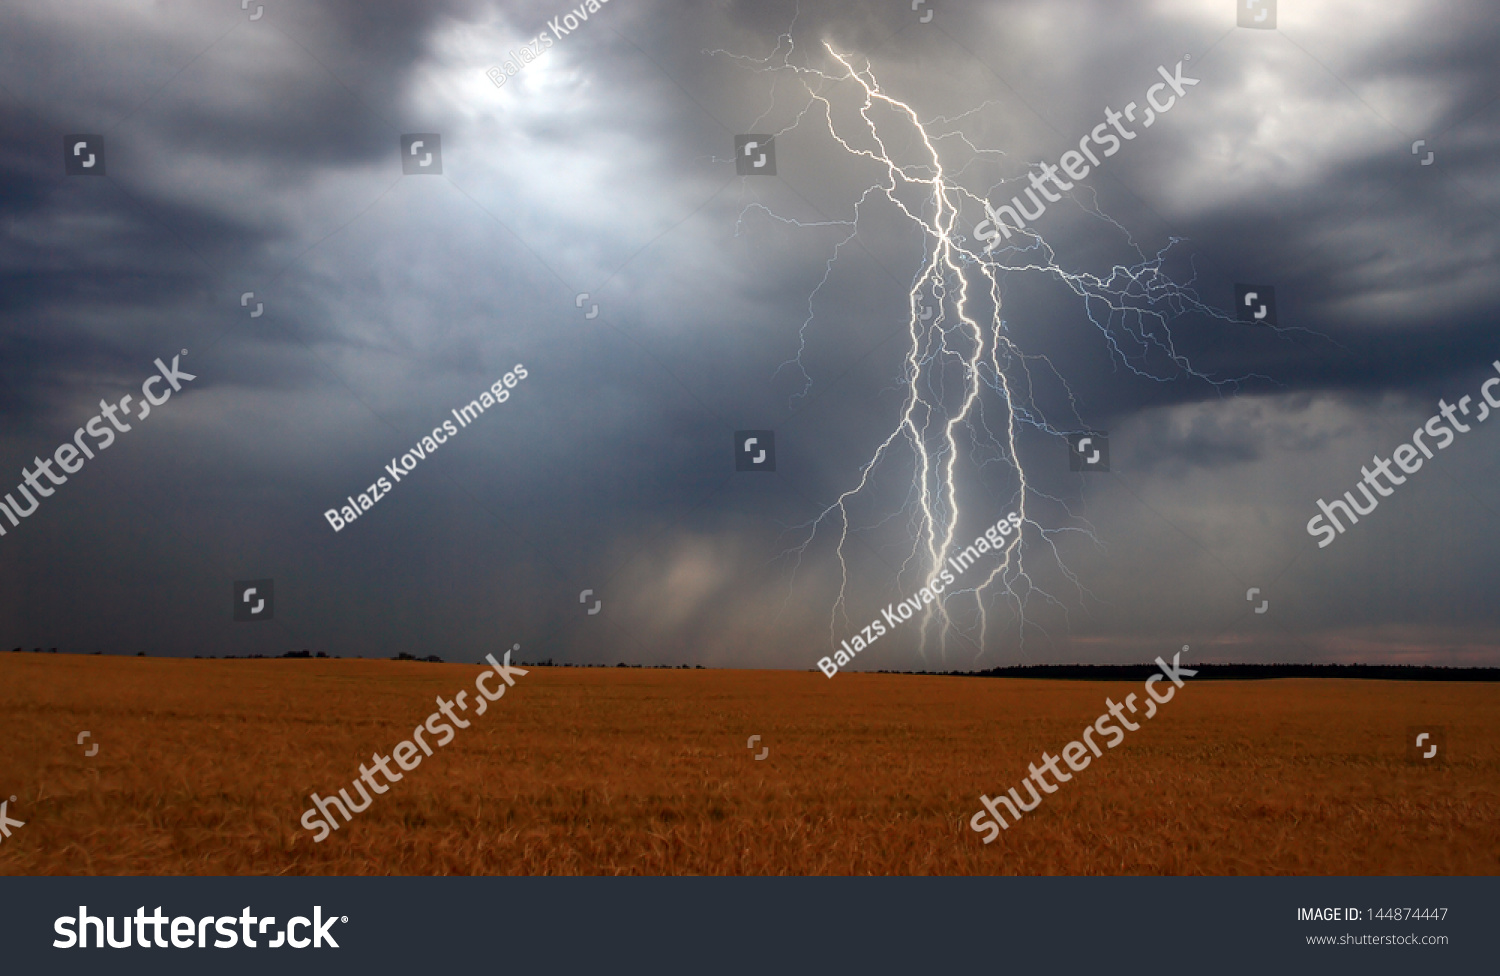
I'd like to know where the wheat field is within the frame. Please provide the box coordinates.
[0,653,1495,875]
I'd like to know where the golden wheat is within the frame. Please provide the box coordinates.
[0,654,1495,875]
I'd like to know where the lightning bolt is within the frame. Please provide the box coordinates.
[716,33,1280,666]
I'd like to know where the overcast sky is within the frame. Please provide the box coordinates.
[1,0,1497,668]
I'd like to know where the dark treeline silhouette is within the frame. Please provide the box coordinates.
[875,663,1500,681]
[13,646,1495,678]
[7,648,706,667]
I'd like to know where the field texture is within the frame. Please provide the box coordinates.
[0,654,1496,875]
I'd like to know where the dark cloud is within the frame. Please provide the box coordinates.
[1,0,1497,667]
